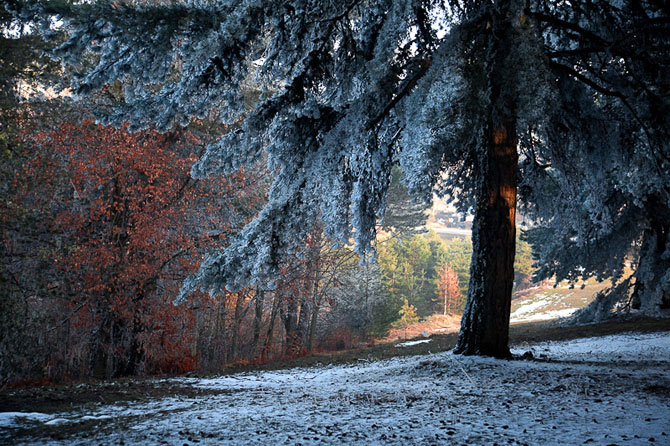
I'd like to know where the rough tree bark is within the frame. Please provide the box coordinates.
[306,283,321,352]
[455,1,519,358]
[231,290,248,361]
[631,202,670,312]
[251,287,265,359]
[261,290,281,361]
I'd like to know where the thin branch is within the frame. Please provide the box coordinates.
[307,0,362,24]
[47,301,88,332]
[367,58,432,131]
[525,10,608,46]
[549,61,623,98]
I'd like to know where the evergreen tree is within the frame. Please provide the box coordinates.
[514,233,534,290]
[13,0,669,357]
[377,231,447,321]
[381,165,429,237]
[393,299,419,329]
[519,1,670,317]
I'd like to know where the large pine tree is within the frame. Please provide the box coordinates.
[11,0,669,357]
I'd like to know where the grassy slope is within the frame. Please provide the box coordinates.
[510,280,608,322]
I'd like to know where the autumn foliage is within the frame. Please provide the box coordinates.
[437,263,462,316]
[2,117,481,385]
[8,120,264,379]
[3,116,381,383]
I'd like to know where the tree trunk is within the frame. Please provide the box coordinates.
[631,207,670,312]
[306,283,320,352]
[306,232,322,352]
[295,293,310,355]
[216,290,228,363]
[262,290,281,361]
[91,313,112,379]
[455,3,519,358]
[282,293,298,356]
[251,288,265,359]
[231,291,246,361]
[455,124,517,358]
[123,318,144,375]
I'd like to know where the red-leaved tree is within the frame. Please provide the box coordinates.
[16,120,264,378]
[437,262,462,316]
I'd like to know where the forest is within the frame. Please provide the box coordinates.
[1,1,669,444]
[0,76,534,383]
[0,104,534,381]
[0,1,542,383]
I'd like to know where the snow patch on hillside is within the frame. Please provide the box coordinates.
[511,290,585,323]
[512,307,579,322]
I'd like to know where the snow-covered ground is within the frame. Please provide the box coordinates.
[2,332,669,445]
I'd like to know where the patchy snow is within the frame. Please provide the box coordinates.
[43,418,69,426]
[510,290,585,323]
[512,331,670,363]
[3,332,670,445]
[0,412,53,428]
[511,299,550,317]
[395,339,432,347]
[512,307,580,322]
